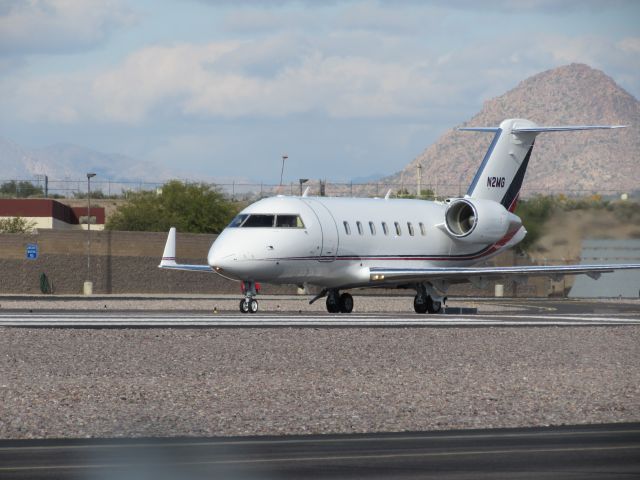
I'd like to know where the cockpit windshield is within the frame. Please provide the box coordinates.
[242,214,275,227]
[227,213,305,228]
[276,215,305,228]
[227,214,248,228]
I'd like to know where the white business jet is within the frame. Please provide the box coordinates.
[160,118,639,314]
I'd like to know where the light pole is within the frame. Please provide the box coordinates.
[279,154,288,186]
[416,163,422,197]
[86,173,96,289]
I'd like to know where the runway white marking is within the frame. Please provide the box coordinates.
[0,312,639,327]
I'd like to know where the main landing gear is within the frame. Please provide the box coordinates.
[310,289,354,313]
[325,290,354,313]
[239,281,259,314]
[413,283,443,314]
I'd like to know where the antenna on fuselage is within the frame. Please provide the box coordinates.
[302,186,310,197]
[384,189,392,200]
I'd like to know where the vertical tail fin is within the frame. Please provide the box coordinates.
[461,119,626,211]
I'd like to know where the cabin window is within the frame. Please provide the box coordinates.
[242,214,275,227]
[394,222,401,236]
[382,222,389,235]
[276,214,305,228]
[369,221,376,235]
[407,222,415,236]
[343,221,351,235]
[228,214,248,228]
[356,221,364,235]
[419,222,426,236]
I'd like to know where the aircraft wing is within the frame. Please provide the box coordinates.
[158,227,213,273]
[159,263,213,272]
[369,264,640,284]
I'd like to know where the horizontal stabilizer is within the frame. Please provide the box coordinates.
[458,127,501,133]
[459,124,627,134]
[511,125,627,133]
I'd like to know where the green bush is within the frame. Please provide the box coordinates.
[0,216,36,233]
[0,181,44,198]
[106,180,240,233]
[514,195,557,252]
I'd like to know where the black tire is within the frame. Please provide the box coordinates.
[426,297,442,314]
[239,299,250,313]
[414,295,428,314]
[339,293,354,313]
[248,299,259,313]
[326,294,340,313]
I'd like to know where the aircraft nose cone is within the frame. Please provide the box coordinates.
[208,248,236,270]
[207,234,239,278]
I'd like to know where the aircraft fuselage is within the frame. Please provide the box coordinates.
[208,195,523,289]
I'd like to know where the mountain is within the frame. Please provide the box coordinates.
[386,63,640,195]
[0,138,170,182]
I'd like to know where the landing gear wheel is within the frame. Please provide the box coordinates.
[239,298,250,313]
[248,298,259,313]
[426,297,442,314]
[326,291,340,313]
[413,295,428,314]
[339,293,353,313]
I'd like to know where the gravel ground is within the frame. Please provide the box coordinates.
[1,325,639,439]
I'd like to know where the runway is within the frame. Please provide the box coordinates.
[1,423,638,479]
[1,309,639,327]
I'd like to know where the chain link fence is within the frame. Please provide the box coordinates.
[0,177,636,201]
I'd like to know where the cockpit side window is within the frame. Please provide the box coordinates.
[228,214,248,228]
[276,214,305,228]
[242,214,275,227]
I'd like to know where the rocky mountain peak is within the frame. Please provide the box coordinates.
[388,63,639,196]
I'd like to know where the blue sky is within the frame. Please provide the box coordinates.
[0,0,638,183]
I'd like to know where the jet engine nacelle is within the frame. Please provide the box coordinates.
[444,198,520,244]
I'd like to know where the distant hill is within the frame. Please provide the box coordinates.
[385,63,640,196]
[0,137,165,182]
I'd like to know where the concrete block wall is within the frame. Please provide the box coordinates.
[0,230,546,296]
[0,230,293,294]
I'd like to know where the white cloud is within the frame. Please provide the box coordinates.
[0,0,136,55]
[2,26,639,129]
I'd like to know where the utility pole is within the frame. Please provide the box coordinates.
[85,173,96,295]
[416,163,422,197]
[280,154,288,186]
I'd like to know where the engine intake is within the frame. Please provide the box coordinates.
[444,198,520,243]
[445,200,477,237]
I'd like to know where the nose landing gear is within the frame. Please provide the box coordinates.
[239,281,259,314]
[239,297,258,314]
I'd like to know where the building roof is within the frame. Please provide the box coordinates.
[0,199,105,225]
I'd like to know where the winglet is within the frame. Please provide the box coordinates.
[160,227,177,267]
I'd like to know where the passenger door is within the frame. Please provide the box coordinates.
[302,199,338,262]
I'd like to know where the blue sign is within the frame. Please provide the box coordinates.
[26,243,38,260]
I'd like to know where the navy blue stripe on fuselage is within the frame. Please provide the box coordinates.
[466,128,502,196]
[272,245,496,262]
[500,143,534,210]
